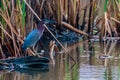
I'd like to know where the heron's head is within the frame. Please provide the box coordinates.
[34,17,56,25]
[34,17,56,30]
[37,21,45,30]
[37,20,56,30]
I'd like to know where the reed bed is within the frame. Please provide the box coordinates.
[0,0,120,59]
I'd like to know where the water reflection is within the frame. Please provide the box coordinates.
[0,40,120,80]
[79,40,120,80]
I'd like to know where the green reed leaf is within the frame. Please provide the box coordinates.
[104,0,109,12]
[22,1,26,27]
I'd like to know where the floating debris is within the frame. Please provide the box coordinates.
[99,55,114,59]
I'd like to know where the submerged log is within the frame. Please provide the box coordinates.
[0,56,50,70]
[0,56,50,64]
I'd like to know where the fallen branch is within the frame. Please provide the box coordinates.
[62,21,89,36]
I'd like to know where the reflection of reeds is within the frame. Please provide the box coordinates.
[101,40,117,56]
[99,40,117,67]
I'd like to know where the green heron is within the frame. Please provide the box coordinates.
[22,19,56,54]
[22,21,45,53]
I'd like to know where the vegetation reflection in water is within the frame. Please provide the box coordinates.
[0,40,120,80]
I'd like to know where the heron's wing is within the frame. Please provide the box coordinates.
[22,29,41,50]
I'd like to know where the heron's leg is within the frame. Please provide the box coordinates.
[33,45,41,57]
[33,45,37,53]
[36,42,44,55]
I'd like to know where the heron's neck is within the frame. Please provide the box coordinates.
[37,25,45,32]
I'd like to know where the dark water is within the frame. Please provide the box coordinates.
[0,40,120,80]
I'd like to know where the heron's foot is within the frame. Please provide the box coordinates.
[37,50,45,55]
[41,50,45,53]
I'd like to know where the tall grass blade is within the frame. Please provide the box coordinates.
[104,0,108,12]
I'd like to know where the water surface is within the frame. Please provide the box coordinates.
[0,40,120,80]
